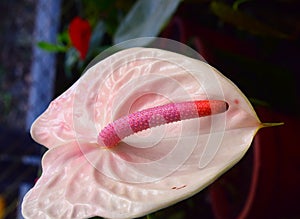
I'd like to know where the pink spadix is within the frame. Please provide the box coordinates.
[98,100,229,147]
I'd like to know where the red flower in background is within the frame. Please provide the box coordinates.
[69,17,91,60]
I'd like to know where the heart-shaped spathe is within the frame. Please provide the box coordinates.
[22,47,261,219]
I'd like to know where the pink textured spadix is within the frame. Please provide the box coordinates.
[98,100,229,147]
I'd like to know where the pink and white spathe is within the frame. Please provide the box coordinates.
[22,48,261,219]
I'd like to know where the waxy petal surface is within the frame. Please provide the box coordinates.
[23,48,261,219]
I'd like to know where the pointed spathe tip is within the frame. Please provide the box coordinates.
[261,122,284,128]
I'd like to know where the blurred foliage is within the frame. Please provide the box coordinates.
[210,1,290,39]
[38,0,181,83]
[212,0,299,115]
[171,0,299,115]
[113,0,181,43]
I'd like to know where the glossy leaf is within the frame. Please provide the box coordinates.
[114,0,181,44]
[23,47,264,219]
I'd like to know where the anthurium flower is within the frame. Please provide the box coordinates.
[22,47,267,219]
[69,16,91,60]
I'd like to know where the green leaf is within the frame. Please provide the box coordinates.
[38,41,68,52]
[210,1,290,39]
[249,97,269,107]
[57,31,70,45]
[146,214,154,219]
[113,0,181,44]
[232,0,251,10]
